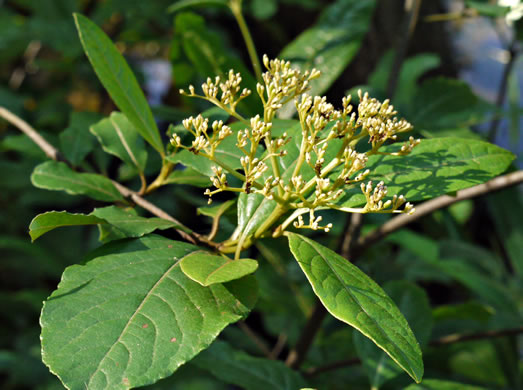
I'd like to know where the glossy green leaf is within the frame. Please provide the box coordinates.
[409,78,493,131]
[181,252,258,286]
[91,206,189,236]
[59,111,101,166]
[192,340,308,389]
[339,137,515,208]
[465,1,510,17]
[73,14,164,155]
[287,233,423,382]
[164,167,210,187]
[41,235,257,390]
[278,0,376,117]
[167,0,228,13]
[405,379,488,390]
[31,161,123,202]
[354,281,432,388]
[29,211,105,241]
[90,112,147,173]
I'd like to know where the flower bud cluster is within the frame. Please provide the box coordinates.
[180,70,251,115]
[258,55,321,120]
[360,181,414,214]
[357,90,416,151]
[175,56,420,232]
[170,114,232,158]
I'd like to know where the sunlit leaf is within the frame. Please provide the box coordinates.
[181,252,258,286]
[41,235,257,390]
[288,233,423,383]
[29,211,105,241]
[73,14,164,155]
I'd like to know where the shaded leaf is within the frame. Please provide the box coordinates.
[31,161,123,202]
[91,206,189,235]
[59,111,101,166]
[164,167,211,187]
[192,340,308,389]
[181,252,258,286]
[41,235,257,390]
[29,211,105,241]
[167,0,228,13]
[278,0,376,117]
[409,78,493,131]
[354,281,432,388]
[73,14,163,155]
[288,233,423,383]
[90,112,147,173]
[405,379,488,390]
[339,138,514,208]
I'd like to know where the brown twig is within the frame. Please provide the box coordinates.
[355,170,523,255]
[305,326,523,376]
[0,106,219,248]
[237,321,272,358]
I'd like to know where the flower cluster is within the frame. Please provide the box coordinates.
[172,56,419,234]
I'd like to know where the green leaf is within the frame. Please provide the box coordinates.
[339,138,515,208]
[278,0,376,117]
[287,233,423,383]
[164,167,211,187]
[409,78,493,131]
[181,252,258,286]
[167,0,228,13]
[91,205,189,236]
[405,379,488,390]
[90,112,148,173]
[59,111,101,166]
[192,340,308,389]
[41,235,257,390]
[354,281,432,388]
[29,211,105,241]
[465,1,510,17]
[31,161,123,202]
[73,13,164,155]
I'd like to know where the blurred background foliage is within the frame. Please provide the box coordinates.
[0,0,522,388]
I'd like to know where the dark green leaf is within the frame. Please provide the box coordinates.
[409,78,493,131]
[167,0,228,13]
[73,14,164,155]
[59,111,101,166]
[278,0,376,117]
[90,112,147,173]
[288,233,423,383]
[91,205,189,236]
[181,252,258,285]
[192,340,308,389]
[29,211,105,241]
[340,138,515,208]
[405,379,488,390]
[354,281,432,388]
[164,167,211,187]
[31,161,123,202]
[41,235,257,390]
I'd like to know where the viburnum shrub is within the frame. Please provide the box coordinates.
[2,8,515,390]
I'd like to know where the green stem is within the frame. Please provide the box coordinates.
[145,161,173,194]
[229,0,262,82]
